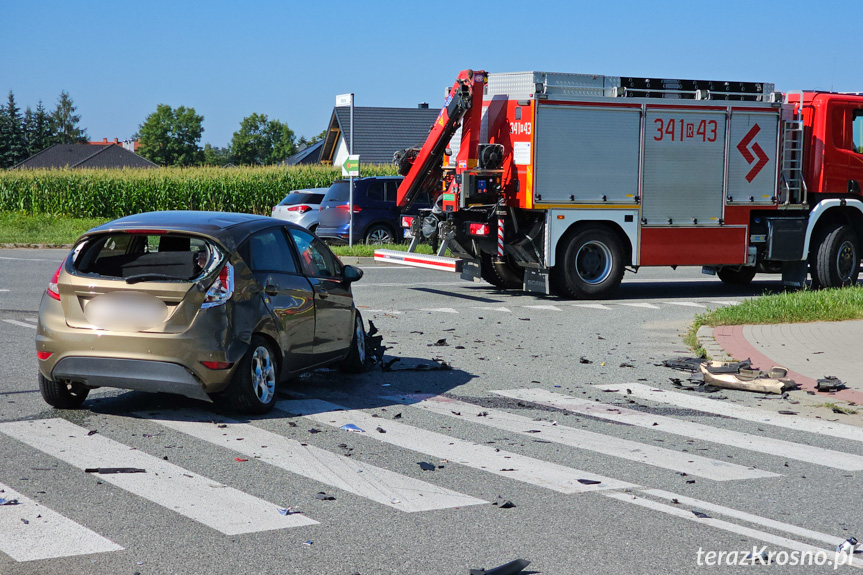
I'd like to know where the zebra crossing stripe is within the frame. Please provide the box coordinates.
[522,305,563,311]
[492,389,863,471]
[275,399,637,493]
[602,491,863,568]
[600,383,863,444]
[420,307,459,313]
[618,303,660,309]
[0,482,122,562]
[141,410,485,512]
[664,301,707,308]
[2,319,36,329]
[470,306,511,313]
[0,419,317,535]
[385,395,778,481]
[571,304,612,310]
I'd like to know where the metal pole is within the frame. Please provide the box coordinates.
[348,94,354,248]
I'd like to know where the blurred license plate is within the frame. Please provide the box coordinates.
[403,229,413,238]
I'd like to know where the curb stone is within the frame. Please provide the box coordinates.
[696,325,735,362]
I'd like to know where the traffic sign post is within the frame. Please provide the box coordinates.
[337,93,356,247]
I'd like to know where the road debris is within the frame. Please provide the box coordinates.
[314,492,335,501]
[340,424,365,433]
[692,510,710,519]
[0,498,19,505]
[493,500,516,509]
[417,462,436,471]
[278,506,302,515]
[817,376,846,392]
[577,479,601,485]
[84,468,146,474]
[579,356,592,364]
[836,537,858,554]
[376,427,386,433]
[665,357,795,394]
[469,558,531,575]
[234,458,248,462]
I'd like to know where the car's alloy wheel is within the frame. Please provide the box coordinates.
[227,335,279,414]
[339,311,368,373]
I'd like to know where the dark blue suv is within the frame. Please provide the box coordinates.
[316,176,430,244]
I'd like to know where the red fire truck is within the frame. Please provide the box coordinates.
[374,69,863,299]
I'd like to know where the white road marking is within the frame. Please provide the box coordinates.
[0,256,51,262]
[420,307,459,314]
[470,306,511,313]
[384,395,777,481]
[602,491,863,568]
[3,319,36,329]
[493,389,863,471]
[0,482,122,562]
[142,410,485,512]
[363,309,403,314]
[0,419,317,535]
[0,289,10,292]
[276,399,637,493]
[664,301,707,308]
[618,303,660,309]
[522,305,562,311]
[602,383,863,444]
[354,281,466,288]
[571,304,612,310]
[709,300,741,305]
[642,489,849,547]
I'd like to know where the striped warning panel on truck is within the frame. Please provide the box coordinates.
[373,249,463,272]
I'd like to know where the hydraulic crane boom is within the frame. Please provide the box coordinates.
[395,69,486,209]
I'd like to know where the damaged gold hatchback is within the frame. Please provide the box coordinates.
[36,211,367,414]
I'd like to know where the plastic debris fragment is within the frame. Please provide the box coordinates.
[469,558,531,575]
[0,498,19,506]
[84,468,146,474]
[340,424,365,433]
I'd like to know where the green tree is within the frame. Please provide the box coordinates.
[1,91,28,168]
[202,143,231,166]
[135,104,204,166]
[297,128,328,148]
[27,101,53,155]
[229,113,296,165]
[50,90,88,144]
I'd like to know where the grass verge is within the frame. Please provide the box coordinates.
[686,286,863,356]
[0,212,108,246]
[329,242,435,257]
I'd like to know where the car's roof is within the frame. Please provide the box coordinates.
[83,211,299,247]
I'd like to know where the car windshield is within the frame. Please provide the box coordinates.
[279,192,324,206]
[322,182,350,202]
[71,233,221,282]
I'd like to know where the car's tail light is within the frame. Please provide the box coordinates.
[201,361,233,370]
[287,205,312,213]
[401,216,414,228]
[37,351,53,360]
[47,263,63,301]
[202,262,234,309]
[336,204,362,214]
[469,223,490,236]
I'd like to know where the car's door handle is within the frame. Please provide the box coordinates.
[265,281,279,296]
[316,288,328,299]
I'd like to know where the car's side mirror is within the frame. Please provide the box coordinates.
[342,264,363,283]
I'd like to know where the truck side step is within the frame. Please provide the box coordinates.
[373,249,464,272]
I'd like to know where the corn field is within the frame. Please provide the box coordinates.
[0,164,399,218]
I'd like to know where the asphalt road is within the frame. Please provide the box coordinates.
[1,248,861,575]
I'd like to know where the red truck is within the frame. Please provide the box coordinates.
[374,69,863,298]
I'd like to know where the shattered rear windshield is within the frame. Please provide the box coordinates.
[72,233,221,283]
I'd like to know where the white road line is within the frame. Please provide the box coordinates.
[571,304,612,310]
[363,309,403,314]
[0,482,122,562]
[642,489,848,547]
[384,395,777,481]
[0,289,10,293]
[664,301,707,308]
[3,319,36,329]
[354,281,466,288]
[420,307,459,314]
[0,419,317,535]
[275,399,637,494]
[493,389,863,471]
[618,303,660,309]
[522,305,562,311]
[709,300,741,305]
[470,306,511,313]
[142,410,485,512]
[602,383,863,444]
[602,491,863,568]
[0,256,51,262]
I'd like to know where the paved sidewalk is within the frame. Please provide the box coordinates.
[708,321,863,404]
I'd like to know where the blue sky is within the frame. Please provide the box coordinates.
[3,0,861,149]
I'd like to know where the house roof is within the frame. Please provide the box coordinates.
[283,140,323,165]
[12,144,157,170]
[319,106,439,165]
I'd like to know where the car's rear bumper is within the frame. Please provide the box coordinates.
[52,357,213,401]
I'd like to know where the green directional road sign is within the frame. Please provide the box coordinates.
[342,155,360,177]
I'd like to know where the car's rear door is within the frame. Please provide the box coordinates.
[242,227,316,371]
[287,227,353,362]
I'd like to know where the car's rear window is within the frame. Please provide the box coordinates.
[72,233,220,282]
[279,192,324,206]
[322,182,350,202]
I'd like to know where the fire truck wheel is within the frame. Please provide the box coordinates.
[480,253,523,289]
[813,223,860,288]
[717,266,756,285]
[554,226,624,299]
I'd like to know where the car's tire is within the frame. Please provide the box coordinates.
[813,223,860,288]
[480,253,523,289]
[227,335,279,414]
[552,225,625,299]
[39,373,89,409]
[308,224,318,234]
[717,266,757,285]
[364,224,396,245]
[339,311,368,373]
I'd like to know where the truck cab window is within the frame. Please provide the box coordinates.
[853,110,863,154]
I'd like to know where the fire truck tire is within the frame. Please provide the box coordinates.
[480,253,523,289]
[813,223,860,288]
[553,226,624,299]
[717,266,756,285]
